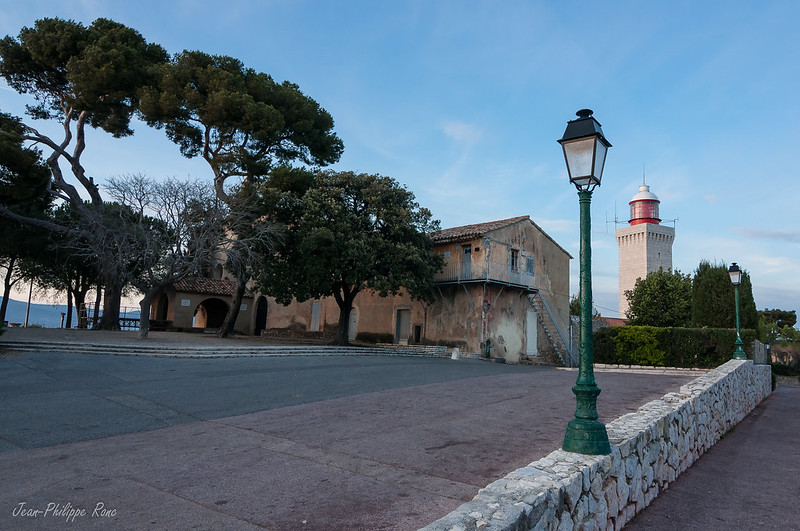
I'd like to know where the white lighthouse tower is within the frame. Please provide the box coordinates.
[616,183,675,317]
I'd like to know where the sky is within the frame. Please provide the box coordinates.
[1,0,799,320]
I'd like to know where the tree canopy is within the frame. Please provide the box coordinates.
[0,18,339,331]
[0,113,51,205]
[691,260,757,329]
[0,17,168,329]
[256,170,443,345]
[138,50,343,202]
[138,50,343,335]
[759,308,796,329]
[624,268,693,327]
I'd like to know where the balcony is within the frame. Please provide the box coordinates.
[434,255,535,290]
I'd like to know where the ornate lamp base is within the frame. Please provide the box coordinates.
[562,383,611,455]
[563,418,611,455]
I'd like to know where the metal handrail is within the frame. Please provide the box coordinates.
[530,291,577,366]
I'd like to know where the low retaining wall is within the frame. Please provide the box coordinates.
[422,359,772,531]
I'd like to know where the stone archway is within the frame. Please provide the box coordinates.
[155,292,169,321]
[193,298,229,330]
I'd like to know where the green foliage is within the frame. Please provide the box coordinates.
[593,325,758,368]
[625,268,692,327]
[569,294,601,318]
[613,326,666,366]
[0,17,167,137]
[1,17,168,329]
[771,363,798,376]
[758,309,799,344]
[759,308,797,329]
[569,295,579,316]
[256,170,444,344]
[691,260,757,329]
[139,51,343,201]
[0,113,51,206]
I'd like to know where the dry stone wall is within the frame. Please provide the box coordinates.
[421,359,771,531]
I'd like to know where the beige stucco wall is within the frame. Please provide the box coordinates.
[152,287,255,335]
[258,218,571,363]
[154,218,571,363]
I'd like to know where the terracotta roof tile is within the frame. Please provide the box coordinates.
[172,277,245,297]
[430,216,530,244]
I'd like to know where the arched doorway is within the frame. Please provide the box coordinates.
[193,298,229,330]
[254,296,268,336]
[155,292,169,321]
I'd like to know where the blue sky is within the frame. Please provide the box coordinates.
[2,1,799,320]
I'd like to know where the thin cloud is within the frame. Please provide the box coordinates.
[441,120,482,145]
[732,227,800,244]
[748,255,794,275]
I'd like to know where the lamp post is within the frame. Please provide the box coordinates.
[728,263,747,360]
[558,109,611,455]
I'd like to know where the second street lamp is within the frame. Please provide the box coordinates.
[558,109,611,455]
[728,262,747,360]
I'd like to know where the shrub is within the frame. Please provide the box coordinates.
[771,363,799,376]
[613,327,666,366]
[592,326,757,368]
[593,327,617,364]
[354,332,394,344]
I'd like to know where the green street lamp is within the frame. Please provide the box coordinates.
[728,262,747,360]
[558,109,612,455]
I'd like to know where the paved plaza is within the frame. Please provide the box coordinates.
[0,329,762,529]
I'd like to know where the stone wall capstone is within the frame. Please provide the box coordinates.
[421,359,771,531]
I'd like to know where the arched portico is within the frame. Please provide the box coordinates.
[193,298,229,329]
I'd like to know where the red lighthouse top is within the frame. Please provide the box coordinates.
[629,184,660,225]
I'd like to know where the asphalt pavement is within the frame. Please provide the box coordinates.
[625,384,800,530]
[0,329,712,529]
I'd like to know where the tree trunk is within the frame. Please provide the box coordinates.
[336,302,353,346]
[92,284,101,328]
[0,258,15,323]
[334,284,359,346]
[97,272,123,330]
[218,277,246,338]
[65,289,74,328]
[137,289,155,340]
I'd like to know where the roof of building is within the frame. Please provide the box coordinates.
[430,216,531,244]
[172,277,247,297]
[430,215,572,258]
[630,184,659,203]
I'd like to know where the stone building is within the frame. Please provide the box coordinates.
[152,215,573,364]
[616,183,675,317]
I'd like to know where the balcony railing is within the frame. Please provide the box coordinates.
[435,256,535,289]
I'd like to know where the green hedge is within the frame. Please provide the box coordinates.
[594,326,757,368]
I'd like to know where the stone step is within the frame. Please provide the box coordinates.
[0,341,447,359]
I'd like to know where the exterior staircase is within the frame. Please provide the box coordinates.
[528,291,576,367]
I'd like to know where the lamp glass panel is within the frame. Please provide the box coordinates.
[729,270,742,285]
[563,137,595,180]
[594,141,608,182]
[571,176,593,189]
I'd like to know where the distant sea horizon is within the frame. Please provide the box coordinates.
[1,297,140,329]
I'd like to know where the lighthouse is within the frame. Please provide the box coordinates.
[616,183,675,317]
